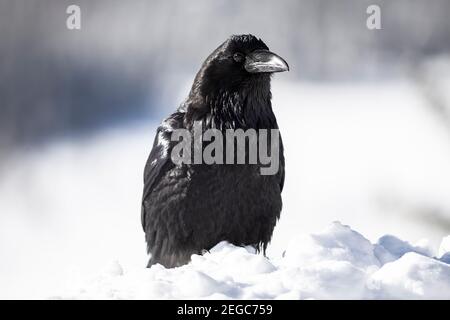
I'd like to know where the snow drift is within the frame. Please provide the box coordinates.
[57,222,450,300]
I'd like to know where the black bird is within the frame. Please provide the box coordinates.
[141,34,288,268]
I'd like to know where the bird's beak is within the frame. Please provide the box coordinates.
[245,49,289,73]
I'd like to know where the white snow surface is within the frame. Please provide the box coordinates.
[57,222,450,300]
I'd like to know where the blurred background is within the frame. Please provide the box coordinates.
[1,0,450,298]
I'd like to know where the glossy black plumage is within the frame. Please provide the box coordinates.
[141,35,286,268]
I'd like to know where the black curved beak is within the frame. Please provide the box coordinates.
[245,49,289,73]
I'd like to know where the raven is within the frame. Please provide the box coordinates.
[142,34,288,268]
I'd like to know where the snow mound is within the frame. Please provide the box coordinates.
[57,222,450,300]
[439,236,450,258]
[368,253,450,299]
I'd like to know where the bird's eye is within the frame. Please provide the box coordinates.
[233,52,245,63]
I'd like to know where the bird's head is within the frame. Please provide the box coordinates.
[186,34,289,128]
[189,34,288,101]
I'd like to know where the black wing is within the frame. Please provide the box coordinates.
[141,108,186,230]
[278,134,285,192]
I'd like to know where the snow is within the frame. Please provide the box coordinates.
[56,222,450,300]
[376,235,433,263]
[439,236,450,258]
[368,253,450,299]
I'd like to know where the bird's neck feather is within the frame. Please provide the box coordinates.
[186,78,277,130]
